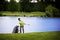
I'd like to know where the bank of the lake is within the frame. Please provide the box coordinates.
[0,11,46,17]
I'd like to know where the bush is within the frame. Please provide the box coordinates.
[0,12,3,16]
[53,8,60,17]
[45,5,60,17]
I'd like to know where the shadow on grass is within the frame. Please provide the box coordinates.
[54,31,60,40]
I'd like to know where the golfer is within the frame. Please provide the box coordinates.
[18,18,24,33]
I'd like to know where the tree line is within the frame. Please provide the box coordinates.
[0,0,56,12]
[0,0,60,17]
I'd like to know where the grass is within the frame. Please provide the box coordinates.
[0,11,46,17]
[0,32,60,40]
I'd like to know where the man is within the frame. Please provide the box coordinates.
[18,18,24,33]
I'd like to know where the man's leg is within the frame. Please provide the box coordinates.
[22,27,24,33]
[20,27,21,33]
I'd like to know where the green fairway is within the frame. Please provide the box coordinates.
[0,32,60,40]
[0,11,46,17]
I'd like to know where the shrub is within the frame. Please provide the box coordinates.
[45,5,60,17]
[0,12,3,16]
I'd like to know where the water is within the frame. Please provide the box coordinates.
[0,16,60,33]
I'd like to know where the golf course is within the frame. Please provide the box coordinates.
[0,0,60,40]
[0,31,60,40]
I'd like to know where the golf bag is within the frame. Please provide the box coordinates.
[12,25,19,33]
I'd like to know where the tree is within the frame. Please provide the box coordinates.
[37,2,46,12]
[8,0,20,12]
[45,5,60,17]
[20,0,31,12]
[0,0,6,11]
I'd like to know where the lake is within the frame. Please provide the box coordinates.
[0,16,60,33]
